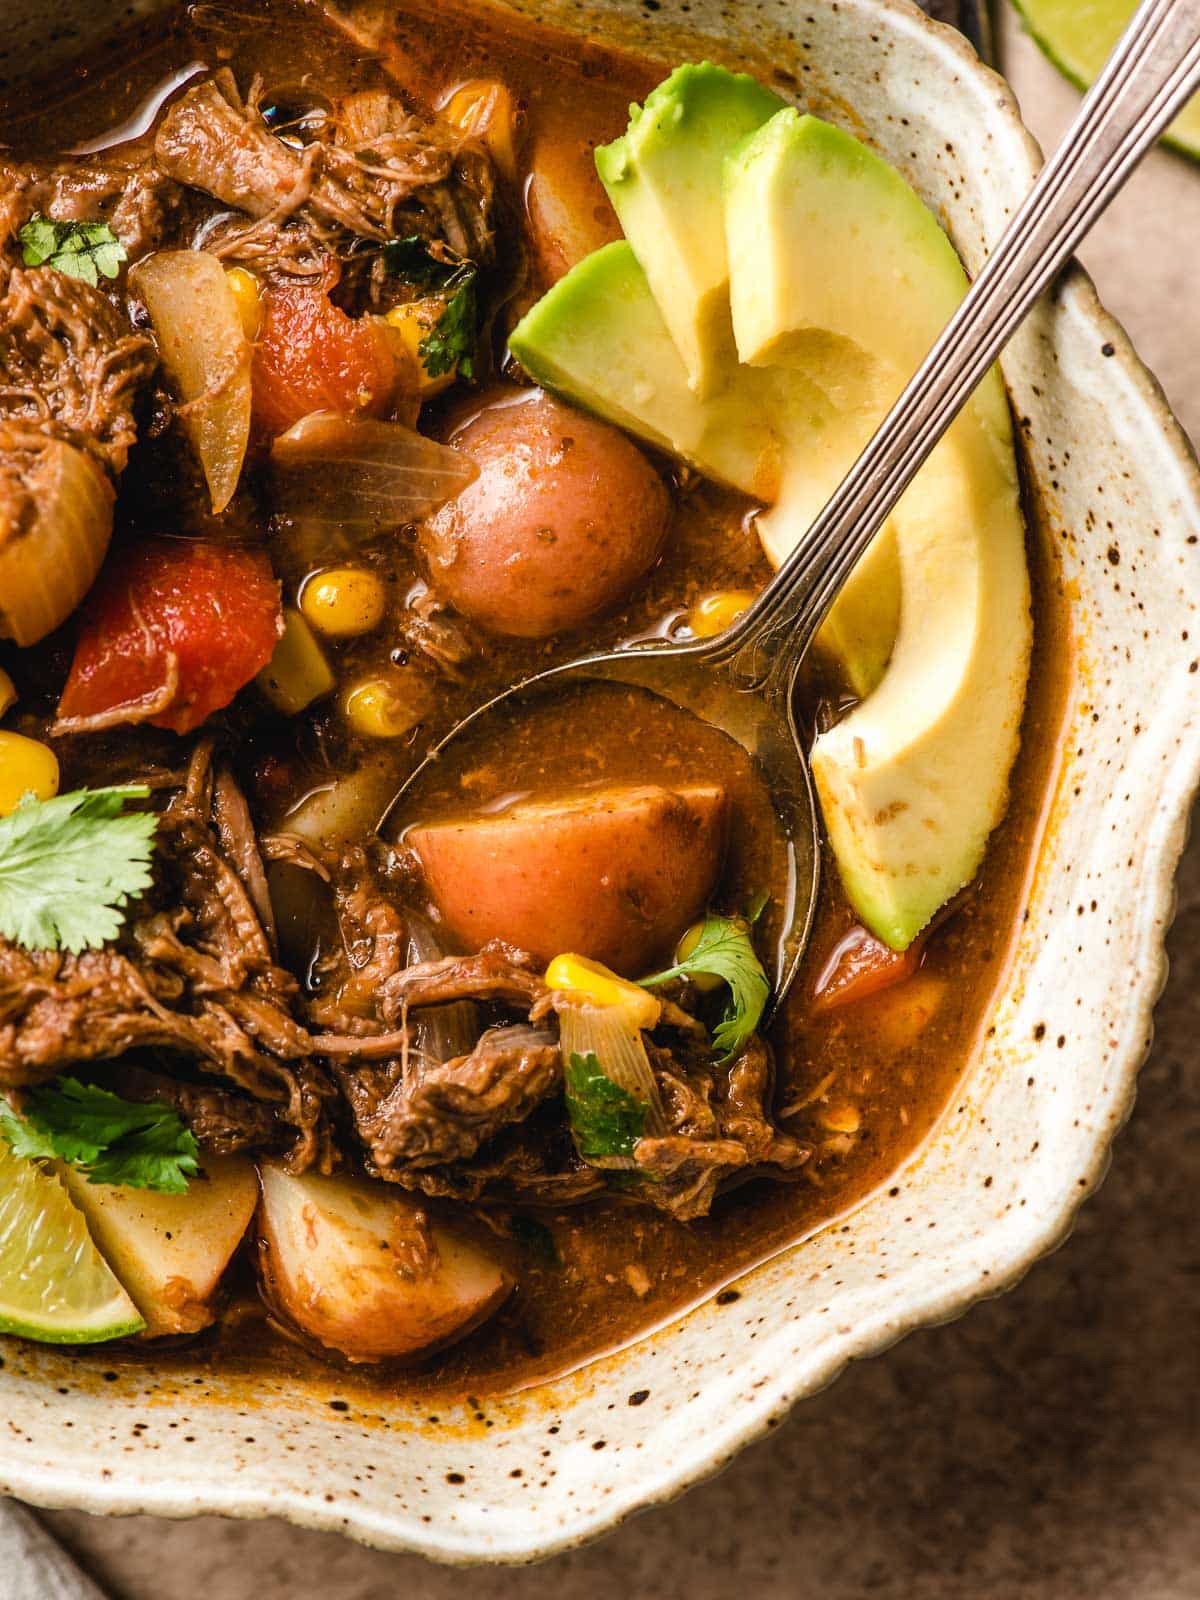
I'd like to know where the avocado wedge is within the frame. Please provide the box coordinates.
[725,109,1031,948]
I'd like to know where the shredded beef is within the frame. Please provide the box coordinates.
[0,184,156,475]
[108,1063,282,1157]
[337,1023,560,1173]
[380,943,547,1017]
[0,745,336,1172]
[156,72,495,277]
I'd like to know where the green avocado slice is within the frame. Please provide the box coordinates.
[725,109,1032,947]
[595,63,786,397]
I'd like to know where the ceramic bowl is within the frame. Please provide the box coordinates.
[1,0,1198,1565]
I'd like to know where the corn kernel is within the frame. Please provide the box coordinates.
[0,732,59,817]
[384,301,456,396]
[342,673,425,740]
[673,921,724,992]
[442,79,519,179]
[819,1103,862,1135]
[300,567,387,639]
[0,667,15,720]
[225,266,263,341]
[689,589,757,639]
[545,953,661,1031]
[256,609,335,715]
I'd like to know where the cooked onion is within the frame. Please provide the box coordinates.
[0,424,114,647]
[130,250,252,514]
[270,411,477,535]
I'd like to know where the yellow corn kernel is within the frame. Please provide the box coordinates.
[0,732,59,817]
[0,667,15,719]
[300,566,387,639]
[385,301,456,396]
[689,589,757,640]
[442,79,519,180]
[256,609,336,716]
[673,920,724,992]
[342,673,426,740]
[819,1103,862,1135]
[544,954,661,1031]
[225,266,263,341]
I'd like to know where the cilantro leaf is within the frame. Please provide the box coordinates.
[0,786,157,953]
[0,1078,199,1194]
[382,235,458,288]
[419,267,479,381]
[640,914,770,1060]
[564,1051,647,1162]
[383,235,480,380]
[18,214,126,286]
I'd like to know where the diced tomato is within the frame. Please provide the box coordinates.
[57,539,282,737]
[252,285,397,434]
[811,923,925,1014]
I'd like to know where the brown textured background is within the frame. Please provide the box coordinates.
[32,10,1200,1596]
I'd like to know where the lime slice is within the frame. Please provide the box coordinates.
[1013,0,1200,160]
[0,1136,145,1343]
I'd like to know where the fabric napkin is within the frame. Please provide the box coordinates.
[0,1500,108,1599]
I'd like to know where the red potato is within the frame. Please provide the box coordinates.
[409,783,728,975]
[420,390,670,639]
[525,133,623,285]
[257,1165,510,1363]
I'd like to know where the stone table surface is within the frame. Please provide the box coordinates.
[34,11,1200,1599]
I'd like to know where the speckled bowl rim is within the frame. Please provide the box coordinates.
[2,0,1198,1564]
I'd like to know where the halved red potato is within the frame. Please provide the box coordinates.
[60,1157,259,1338]
[408,783,727,975]
[256,1166,510,1363]
[420,389,670,639]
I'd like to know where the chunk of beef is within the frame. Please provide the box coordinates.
[0,228,156,475]
[336,1023,560,1173]
[6,146,183,262]
[156,72,494,273]
[0,744,336,1171]
[108,1063,282,1157]
[380,942,548,1017]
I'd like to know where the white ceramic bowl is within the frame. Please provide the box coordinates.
[2,0,1198,1564]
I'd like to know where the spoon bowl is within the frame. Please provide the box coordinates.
[383,635,821,1011]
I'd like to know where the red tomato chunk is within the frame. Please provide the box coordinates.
[57,539,282,737]
[252,285,397,434]
[811,923,925,1014]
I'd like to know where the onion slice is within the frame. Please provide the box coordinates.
[270,411,477,535]
[0,424,114,647]
[130,250,252,514]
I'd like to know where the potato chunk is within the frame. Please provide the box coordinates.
[419,390,670,639]
[409,783,727,975]
[257,1166,510,1363]
[60,1157,258,1338]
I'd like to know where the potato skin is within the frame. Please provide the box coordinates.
[257,1167,510,1364]
[420,389,670,639]
[408,783,728,975]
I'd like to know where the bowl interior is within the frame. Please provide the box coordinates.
[1,0,1198,1564]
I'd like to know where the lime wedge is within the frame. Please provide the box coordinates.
[1013,0,1200,160]
[0,1136,145,1344]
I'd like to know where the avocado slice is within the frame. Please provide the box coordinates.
[509,239,785,500]
[595,64,786,397]
[725,109,1031,947]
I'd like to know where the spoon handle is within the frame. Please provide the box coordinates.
[722,0,1200,682]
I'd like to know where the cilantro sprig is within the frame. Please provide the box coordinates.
[18,215,126,286]
[0,787,157,953]
[1,1078,199,1194]
[383,234,480,381]
[640,914,770,1060]
[564,1051,647,1162]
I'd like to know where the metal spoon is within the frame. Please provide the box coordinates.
[386,0,1200,1012]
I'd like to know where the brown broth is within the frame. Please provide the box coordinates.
[0,0,1072,1400]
